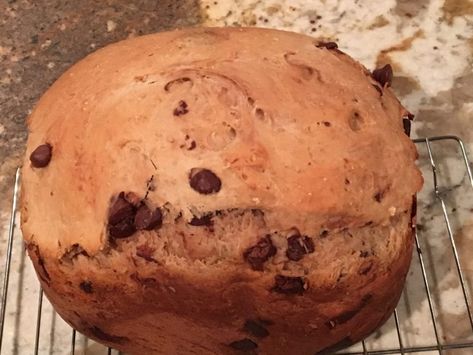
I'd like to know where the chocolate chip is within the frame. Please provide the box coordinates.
[134,204,162,230]
[286,233,315,261]
[108,192,136,238]
[316,41,338,49]
[136,244,158,263]
[403,118,411,136]
[189,214,213,226]
[322,121,331,127]
[243,320,269,338]
[317,337,353,354]
[372,64,393,87]
[407,112,415,120]
[108,219,136,239]
[80,281,93,293]
[287,236,305,261]
[272,275,306,295]
[189,168,222,194]
[109,193,134,225]
[320,230,329,238]
[374,191,383,203]
[173,100,189,116]
[229,338,258,351]
[89,326,128,344]
[243,235,277,271]
[30,143,52,168]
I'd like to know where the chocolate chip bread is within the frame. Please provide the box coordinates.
[21,27,423,354]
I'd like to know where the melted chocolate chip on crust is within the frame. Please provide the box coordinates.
[189,168,222,194]
[287,235,305,261]
[243,320,269,338]
[243,236,277,271]
[286,233,315,261]
[108,218,136,239]
[80,281,93,293]
[30,143,52,168]
[374,191,384,203]
[109,193,134,225]
[229,338,258,351]
[316,41,338,49]
[173,100,189,116]
[272,275,306,295]
[189,214,213,226]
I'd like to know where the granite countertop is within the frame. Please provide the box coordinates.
[1,0,473,354]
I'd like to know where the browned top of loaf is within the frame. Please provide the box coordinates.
[21,27,422,256]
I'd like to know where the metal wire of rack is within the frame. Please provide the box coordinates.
[0,135,472,355]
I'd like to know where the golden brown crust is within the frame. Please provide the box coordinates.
[21,27,422,354]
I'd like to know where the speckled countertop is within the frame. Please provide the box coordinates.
[1,0,473,354]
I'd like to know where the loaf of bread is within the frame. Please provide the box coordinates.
[21,27,423,354]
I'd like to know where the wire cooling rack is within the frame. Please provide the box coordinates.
[0,135,472,355]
